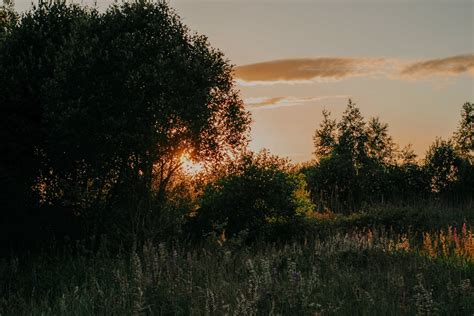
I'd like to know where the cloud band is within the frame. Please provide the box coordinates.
[234,54,474,85]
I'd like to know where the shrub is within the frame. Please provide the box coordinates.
[190,151,314,239]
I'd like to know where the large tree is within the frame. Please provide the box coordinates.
[0,1,250,243]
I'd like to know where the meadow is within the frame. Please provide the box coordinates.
[1,204,473,315]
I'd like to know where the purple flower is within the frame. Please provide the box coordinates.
[292,271,301,283]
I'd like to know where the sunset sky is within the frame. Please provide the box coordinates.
[16,0,474,162]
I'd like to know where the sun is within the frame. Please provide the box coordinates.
[180,153,204,174]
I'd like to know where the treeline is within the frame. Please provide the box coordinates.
[0,1,472,253]
[191,101,474,240]
[303,100,474,213]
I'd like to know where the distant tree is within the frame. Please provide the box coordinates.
[424,139,460,194]
[313,109,337,160]
[366,117,395,165]
[307,100,368,211]
[304,152,358,213]
[451,102,474,201]
[358,117,395,203]
[385,144,430,203]
[399,144,417,166]
[194,151,314,238]
[453,102,473,161]
[336,99,368,170]
[0,2,250,244]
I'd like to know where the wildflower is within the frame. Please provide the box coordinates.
[396,234,410,252]
[439,230,448,258]
[292,271,302,284]
[367,229,374,248]
[423,233,436,258]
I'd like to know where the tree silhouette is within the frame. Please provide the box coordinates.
[0,1,250,246]
[336,99,368,173]
[366,117,395,165]
[424,138,459,194]
[399,144,417,165]
[313,109,337,160]
[451,102,474,201]
[194,151,313,238]
[306,99,439,211]
[453,102,473,161]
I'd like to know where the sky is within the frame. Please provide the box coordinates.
[15,0,474,162]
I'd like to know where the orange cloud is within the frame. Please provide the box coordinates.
[235,57,391,85]
[399,54,474,78]
[235,54,474,85]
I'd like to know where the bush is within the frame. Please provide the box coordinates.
[190,151,314,239]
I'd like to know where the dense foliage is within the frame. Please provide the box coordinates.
[0,1,250,250]
[304,100,473,212]
[191,151,313,239]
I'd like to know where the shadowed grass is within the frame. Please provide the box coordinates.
[1,226,473,315]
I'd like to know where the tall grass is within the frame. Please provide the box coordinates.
[1,226,473,315]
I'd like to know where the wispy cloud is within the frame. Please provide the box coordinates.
[235,54,474,85]
[399,54,474,78]
[244,95,349,110]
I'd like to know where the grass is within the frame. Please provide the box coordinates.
[1,222,473,315]
[309,202,474,233]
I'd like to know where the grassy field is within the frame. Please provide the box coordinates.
[1,205,473,315]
